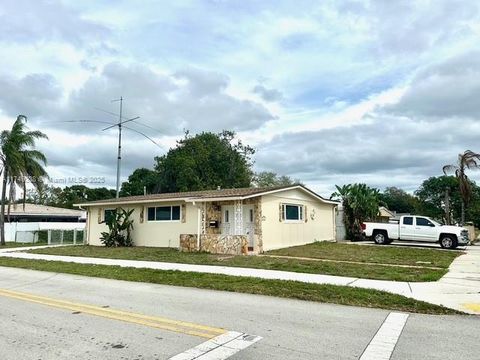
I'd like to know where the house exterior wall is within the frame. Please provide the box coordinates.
[261,189,336,251]
[86,202,198,247]
[84,189,336,252]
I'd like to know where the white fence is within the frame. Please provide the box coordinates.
[5,222,86,244]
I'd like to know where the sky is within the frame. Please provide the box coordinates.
[1,0,480,196]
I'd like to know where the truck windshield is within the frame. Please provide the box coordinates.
[428,218,442,226]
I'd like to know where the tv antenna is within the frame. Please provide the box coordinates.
[105,97,140,198]
[52,97,163,199]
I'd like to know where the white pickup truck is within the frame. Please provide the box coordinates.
[362,215,469,249]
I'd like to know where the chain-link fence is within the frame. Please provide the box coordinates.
[14,229,85,245]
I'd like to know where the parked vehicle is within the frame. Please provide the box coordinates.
[362,215,469,249]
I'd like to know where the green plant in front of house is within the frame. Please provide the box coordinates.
[332,183,380,241]
[100,208,134,247]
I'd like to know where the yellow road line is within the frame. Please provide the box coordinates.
[462,303,480,313]
[0,288,226,339]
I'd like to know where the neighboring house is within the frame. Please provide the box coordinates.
[3,203,85,223]
[3,203,86,243]
[377,206,396,223]
[76,185,339,254]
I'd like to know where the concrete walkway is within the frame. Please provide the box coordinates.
[0,244,479,314]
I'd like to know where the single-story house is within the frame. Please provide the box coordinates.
[75,185,339,254]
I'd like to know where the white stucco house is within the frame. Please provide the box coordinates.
[76,185,338,254]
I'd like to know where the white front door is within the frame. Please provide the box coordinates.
[243,205,255,248]
[221,205,234,235]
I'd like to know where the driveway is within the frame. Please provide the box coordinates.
[410,244,480,314]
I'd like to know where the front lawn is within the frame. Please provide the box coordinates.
[0,257,461,315]
[27,243,458,282]
[267,241,461,268]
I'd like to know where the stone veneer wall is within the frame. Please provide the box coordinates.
[180,233,248,255]
[201,197,263,253]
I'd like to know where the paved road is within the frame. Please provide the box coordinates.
[0,267,478,359]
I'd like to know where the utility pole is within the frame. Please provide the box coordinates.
[102,97,139,199]
[115,97,123,198]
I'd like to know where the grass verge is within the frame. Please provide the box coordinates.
[0,257,460,315]
[30,245,449,282]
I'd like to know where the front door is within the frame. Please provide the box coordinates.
[243,205,255,248]
[221,205,234,235]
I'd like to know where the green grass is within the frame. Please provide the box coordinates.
[267,241,462,268]
[29,244,452,282]
[0,257,461,315]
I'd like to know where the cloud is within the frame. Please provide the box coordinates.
[0,0,109,45]
[252,85,284,102]
[0,73,63,118]
[385,51,480,119]
[255,114,480,193]
[2,0,480,195]
[27,62,274,135]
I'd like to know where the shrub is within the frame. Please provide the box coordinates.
[100,208,134,247]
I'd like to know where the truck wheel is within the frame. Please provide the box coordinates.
[373,231,388,245]
[440,235,458,249]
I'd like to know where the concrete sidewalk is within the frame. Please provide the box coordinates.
[0,244,479,314]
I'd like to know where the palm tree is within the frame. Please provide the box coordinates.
[0,115,48,245]
[443,150,480,225]
[332,183,380,240]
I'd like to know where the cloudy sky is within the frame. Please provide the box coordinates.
[1,0,480,196]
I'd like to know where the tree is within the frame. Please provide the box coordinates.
[154,131,254,192]
[55,185,116,209]
[415,176,461,224]
[443,150,480,224]
[25,183,62,206]
[379,187,418,214]
[0,115,48,245]
[331,183,380,241]
[252,171,300,187]
[120,168,160,196]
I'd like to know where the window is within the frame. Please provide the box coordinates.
[147,206,181,221]
[104,209,116,223]
[416,217,434,227]
[224,210,229,223]
[284,204,303,221]
[249,209,254,222]
[403,217,413,225]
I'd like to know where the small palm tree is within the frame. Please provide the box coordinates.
[443,150,480,225]
[332,183,380,240]
[0,115,48,245]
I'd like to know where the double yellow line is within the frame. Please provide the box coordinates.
[0,288,226,339]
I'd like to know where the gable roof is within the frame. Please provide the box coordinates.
[379,206,395,218]
[74,185,339,207]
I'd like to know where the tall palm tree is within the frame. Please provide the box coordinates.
[443,150,480,225]
[0,115,48,245]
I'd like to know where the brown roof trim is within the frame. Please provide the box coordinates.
[75,185,338,207]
